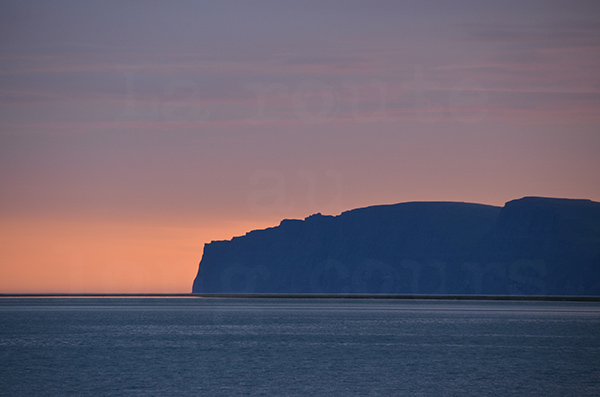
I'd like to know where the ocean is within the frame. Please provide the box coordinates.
[1,298,599,396]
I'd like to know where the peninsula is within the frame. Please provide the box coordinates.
[192,197,600,296]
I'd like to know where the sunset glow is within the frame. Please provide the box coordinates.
[1,1,599,293]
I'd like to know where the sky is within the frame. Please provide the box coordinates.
[1,1,599,293]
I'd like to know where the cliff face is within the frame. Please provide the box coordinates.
[192,197,600,296]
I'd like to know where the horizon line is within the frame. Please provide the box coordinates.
[1,293,599,302]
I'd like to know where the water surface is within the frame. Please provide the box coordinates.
[1,298,599,396]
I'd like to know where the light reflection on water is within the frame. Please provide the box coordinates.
[1,298,600,396]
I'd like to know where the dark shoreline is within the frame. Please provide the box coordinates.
[1,293,600,301]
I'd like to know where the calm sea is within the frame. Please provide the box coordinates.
[1,298,599,396]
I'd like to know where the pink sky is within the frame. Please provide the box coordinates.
[1,1,600,293]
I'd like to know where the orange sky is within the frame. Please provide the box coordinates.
[1,1,600,293]
[0,216,279,293]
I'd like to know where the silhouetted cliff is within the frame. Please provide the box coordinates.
[192,197,600,296]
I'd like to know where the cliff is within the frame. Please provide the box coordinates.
[192,197,600,296]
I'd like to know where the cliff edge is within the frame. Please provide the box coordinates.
[192,197,600,295]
